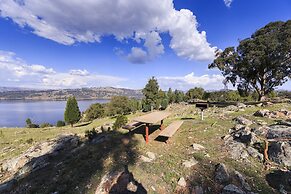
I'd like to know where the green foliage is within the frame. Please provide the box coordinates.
[174,89,184,103]
[167,88,175,104]
[26,118,32,126]
[85,128,98,141]
[85,103,105,121]
[26,138,34,144]
[113,115,128,130]
[106,96,132,116]
[56,120,66,127]
[209,20,291,101]
[64,96,81,126]
[40,123,52,128]
[27,123,39,128]
[142,77,160,111]
[160,98,169,110]
[128,98,142,113]
[186,87,205,100]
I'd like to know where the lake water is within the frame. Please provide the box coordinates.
[0,100,109,127]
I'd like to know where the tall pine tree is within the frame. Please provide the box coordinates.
[64,96,81,127]
[142,77,160,111]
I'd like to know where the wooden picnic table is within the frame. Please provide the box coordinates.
[133,111,171,143]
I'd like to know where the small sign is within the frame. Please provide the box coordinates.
[195,103,208,110]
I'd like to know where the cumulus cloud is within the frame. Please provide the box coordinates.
[0,50,125,88]
[0,0,216,63]
[158,72,225,91]
[224,0,233,7]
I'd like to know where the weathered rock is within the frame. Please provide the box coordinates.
[232,127,258,145]
[246,147,263,162]
[256,103,263,107]
[177,177,187,187]
[1,134,79,176]
[263,101,273,106]
[268,141,291,166]
[127,181,138,192]
[267,125,291,139]
[225,105,239,112]
[191,186,204,194]
[234,117,253,126]
[221,184,245,194]
[183,158,198,168]
[234,171,251,191]
[214,163,230,184]
[254,109,270,117]
[140,152,156,163]
[228,142,249,160]
[236,103,247,108]
[191,143,205,151]
[0,179,16,193]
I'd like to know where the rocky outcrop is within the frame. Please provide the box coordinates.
[254,109,291,119]
[1,134,79,181]
[214,163,230,184]
[234,116,253,126]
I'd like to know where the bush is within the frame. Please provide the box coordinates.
[85,128,98,141]
[160,99,168,110]
[106,96,132,116]
[40,123,52,128]
[113,115,128,130]
[26,118,32,126]
[26,138,33,144]
[85,103,105,121]
[28,123,39,128]
[56,120,66,127]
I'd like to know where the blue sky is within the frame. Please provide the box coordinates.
[0,0,290,90]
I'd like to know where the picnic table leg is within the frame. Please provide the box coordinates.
[160,120,164,130]
[145,124,149,144]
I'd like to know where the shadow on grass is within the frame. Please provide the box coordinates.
[129,124,161,142]
[0,131,143,194]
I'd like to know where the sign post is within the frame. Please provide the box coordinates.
[195,103,209,120]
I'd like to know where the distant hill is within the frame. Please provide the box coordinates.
[0,87,143,100]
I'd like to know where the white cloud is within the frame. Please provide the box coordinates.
[158,72,225,91]
[127,47,148,64]
[0,0,216,63]
[69,69,89,76]
[224,0,233,7]
[0,50,126,89]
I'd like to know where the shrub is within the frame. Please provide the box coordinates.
[85,128,98,141]
[113,115,128,130]
[40,123,52,128]
[85,103,104,121]
[26,118,32,126]
[56,120,66,127]
[28,123,39,128]
[106,96,132,116]
[26,138,33,144]
[160,99,168,110]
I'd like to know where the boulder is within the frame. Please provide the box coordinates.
[268,141,291,166]
[177,177,187,187]
[214,163,230,184]
[254,109,270,117]
[236,103,246,108]
[246,147,263,162]
[267,125,291,139]
[191,186,204,194]
[182,158,198,168]
[140,152,156,163]
[221,184,245,194]
[191,143,205,151]
[1,134,79,176]
[233,171,251,191]
[228,142,249,161]
[234,117,253,126]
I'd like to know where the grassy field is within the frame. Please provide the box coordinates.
[0,102,290,193]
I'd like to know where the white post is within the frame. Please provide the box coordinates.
[201,110,204,120]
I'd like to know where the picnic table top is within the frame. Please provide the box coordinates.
[133,111,171,124]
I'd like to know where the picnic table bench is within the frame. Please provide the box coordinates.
[123,122,145,131]
[158,120,184,143]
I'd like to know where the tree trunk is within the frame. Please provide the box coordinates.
[71,123,73,127]
[258,94,267,101]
